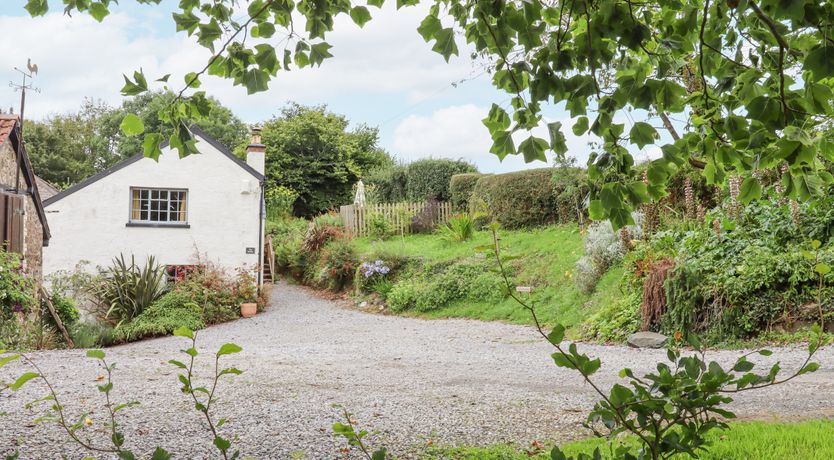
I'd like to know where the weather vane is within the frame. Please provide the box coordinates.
[9,58,41,125]
[8,59,40,192]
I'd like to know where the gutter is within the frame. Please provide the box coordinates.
[257,180,265,294]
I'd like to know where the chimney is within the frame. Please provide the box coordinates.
[246,126,266,176]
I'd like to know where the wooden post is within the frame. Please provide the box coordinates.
[40,286,74,348]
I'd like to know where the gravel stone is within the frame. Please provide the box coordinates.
[1,281,833,459]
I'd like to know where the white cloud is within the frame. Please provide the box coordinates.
[392,104,598,173]
[0,4,478,122]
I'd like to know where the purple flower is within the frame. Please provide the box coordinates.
[361,260,390,278]
[12,302,22,313]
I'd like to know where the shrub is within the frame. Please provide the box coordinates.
[386,261,507,312]
[449,173,485,212]
[69,321,116,348]
[43,293,80,329]
[364,164,408,203]
[552,166,591,225]
[171,264,240,324]
[437,214,475,243]
[406,158,477,201]
[115,292,205,342]
[265,185,299,220]
[95,254,167,326]
[470,168,558,229]
[313,239,359,291]
[386,278,424,312]
[0,250,36,321]
[367,211,394,240]
[302,218,345,253]
[574,214,643,294]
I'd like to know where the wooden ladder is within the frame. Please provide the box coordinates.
[263,235,275,283]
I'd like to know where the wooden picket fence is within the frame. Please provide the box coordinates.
[339,201,453,237]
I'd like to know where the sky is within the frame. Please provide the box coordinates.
[0,1,652,173]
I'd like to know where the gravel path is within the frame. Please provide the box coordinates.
[2,281,833,459]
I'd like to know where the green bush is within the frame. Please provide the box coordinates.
[96,254,167,326]
[551,166,591,224]
[438,214,475,243]
[406,158,477,201]
[171,265,241,325]
[364,164,408,203]
[44,293,80,329]
[115,292,205,342]
[470,168,558,229]
[386,261,507,312]
[69,321,116,348]
[449,173,485,212]
[312,239,359,291]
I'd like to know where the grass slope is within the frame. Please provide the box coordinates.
[354,225,620,333]
[424,419,834,459]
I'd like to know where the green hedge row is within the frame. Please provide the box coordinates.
[365,159,477,203]
[450,173,487,212]
[470,168,559,229]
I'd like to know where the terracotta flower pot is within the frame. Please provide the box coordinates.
[240,302,257,318]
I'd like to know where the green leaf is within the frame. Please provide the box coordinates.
[519,136,548,163]
[150,448,172,460]
[168,359,188,369]
[483,104,510,132]
[309,42,333,67]
[572,116,589,136]
[142,133,164,161]
[0,354,20,368]
[213,436,232,451]
[217,343,243,357]
[490,131,515,160]
[243,69,269,94]
[25,0,48,16]
[172,11,200,33]
[183,72,201,89]
[547,324,565,345]
[173,326,194,340]
[815,263,831,275]
[431,28,458,62]
[350,6,372,27]
[255,44,279,75]
[547,122,568,156]
[738,177,762,204]
[417,15,442,42]
[119,114,145,137]
[86,349,106,360]
[197,20,223,50]
[368,0,385,7]
[805,45,834,82]
[89,2,110,22]
[10,372,39,390]
[629,122,658,149]
[120,70,148,96]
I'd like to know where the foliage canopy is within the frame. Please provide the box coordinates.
[23,1,834,227]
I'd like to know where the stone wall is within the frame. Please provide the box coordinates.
[0,136,45,282]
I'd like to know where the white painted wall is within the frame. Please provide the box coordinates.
[43,134,263,279]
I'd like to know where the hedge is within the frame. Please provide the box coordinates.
[364,164,408,203]
[406,159,477,201]
[450,173,486,212]
[470,168,558,229]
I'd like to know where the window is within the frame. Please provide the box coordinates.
[130,188,188,224]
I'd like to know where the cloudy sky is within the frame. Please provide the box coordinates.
[0,0,647,173]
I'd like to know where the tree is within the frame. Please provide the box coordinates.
[24,99,116,187]
[25,93,248,187]
[22,1,834,227]
[98,91,248,160]
[261,103,391,217]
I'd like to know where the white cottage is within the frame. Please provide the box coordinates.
[42,126,267,284]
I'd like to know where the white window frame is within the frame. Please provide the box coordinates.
[129,187,189,225]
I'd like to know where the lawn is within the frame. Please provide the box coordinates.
[423,419,834,459]
[354,225,621,334]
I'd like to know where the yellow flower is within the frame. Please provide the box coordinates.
[84,417,93,426]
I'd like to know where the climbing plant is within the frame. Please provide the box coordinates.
[21,0,834,226]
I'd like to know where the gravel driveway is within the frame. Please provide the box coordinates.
[2,281,833,459]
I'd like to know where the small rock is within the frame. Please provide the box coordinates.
[359,301,368,308]
[627,331,668,349]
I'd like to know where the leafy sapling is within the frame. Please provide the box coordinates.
[169,326,244,460]
[332,405,388,460]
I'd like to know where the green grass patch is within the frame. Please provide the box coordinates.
[422,419,834,459]
[354,225,620,332]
